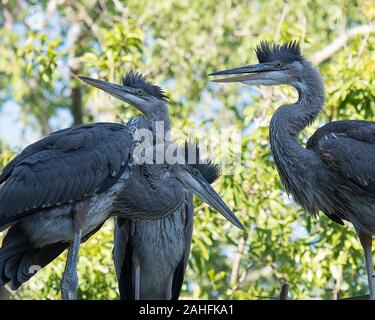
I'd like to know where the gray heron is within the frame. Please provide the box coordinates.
[0,72,244,299]
[209,41,375,299]
[113,142,221,300]
[78,71,232,300]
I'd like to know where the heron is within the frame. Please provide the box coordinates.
[0,74,244,300]
[77,71,228,300]
[78,71,171,142]
[209,41,375,299]
[113,142,221,300]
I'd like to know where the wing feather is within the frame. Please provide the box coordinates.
[307,120,375,194]
[0,123,133,227]
[318,134,375,190]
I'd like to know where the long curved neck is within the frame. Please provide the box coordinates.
[269,62,325,194]
[270,62,325,149]
[130,103,171,143]
[148,106,171,140]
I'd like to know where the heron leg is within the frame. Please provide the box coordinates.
[355,229,375,300]
[133,260,140,300]
[61,202,88,300]
[166,274,173,300]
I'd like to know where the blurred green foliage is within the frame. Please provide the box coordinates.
[0,0,374,300]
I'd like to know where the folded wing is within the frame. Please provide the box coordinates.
[0,123,133,228]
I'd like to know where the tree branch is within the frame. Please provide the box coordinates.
[230,235,246,285]
[312,24,375,65]
[1,6,13,29]
[275,4,289,42]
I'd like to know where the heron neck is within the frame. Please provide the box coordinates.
[130,110,171,145]
[148,109,171,141]
[269,66,325,192]
[270,64,325,151]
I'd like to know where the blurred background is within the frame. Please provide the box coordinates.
[0,0,374,300]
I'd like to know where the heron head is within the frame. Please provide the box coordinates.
[171,162,245,231]
[209,41,311,89]
[77,70,168,116]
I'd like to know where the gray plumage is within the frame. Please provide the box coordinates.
[0,122,133,290]
[0,123,132,229]
[209,41,375,299]
[256,40,303,63]
[123,70,169,102]
[0,117,234,295]
[105,72,223,300]
[0,71,242,299]
[113,142,221,300]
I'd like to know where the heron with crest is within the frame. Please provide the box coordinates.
[0,71,244,300]
[78,71,232,299]
[210,41,375,299]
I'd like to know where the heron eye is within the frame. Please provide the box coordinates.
[137,90,143,96]
[193,169,199,176]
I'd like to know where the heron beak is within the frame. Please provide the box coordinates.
[78,76,136,102]
[208,63,277,83]
[177,171,245,231]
